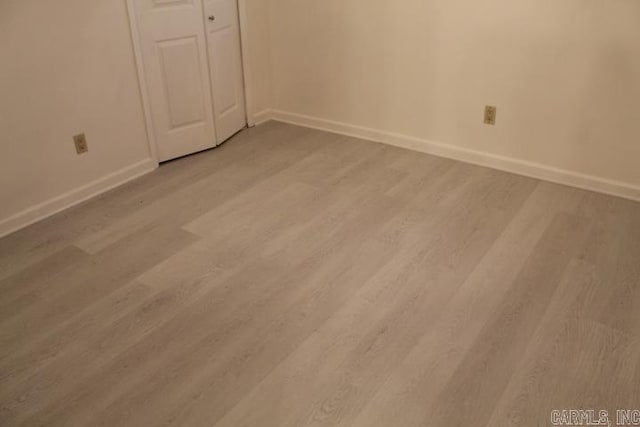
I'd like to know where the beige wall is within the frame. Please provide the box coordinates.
[2,0,638,233]
[0,0,153,226]
[0,0,274,234]
[268,0,640,187]
[245,0,273,116]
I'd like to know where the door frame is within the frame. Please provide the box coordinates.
[126,0,255,165]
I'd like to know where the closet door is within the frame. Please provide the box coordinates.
[204,0,247,143]
[133,0,218,161]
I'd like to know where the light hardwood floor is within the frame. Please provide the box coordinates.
[1,121,639,426]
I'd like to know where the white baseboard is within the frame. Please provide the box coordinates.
[0,158,158,238]
[270,109,640,203]
[252,109,274,126]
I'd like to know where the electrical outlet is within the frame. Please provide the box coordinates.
[484,106,497,125]
[73,133,88,155]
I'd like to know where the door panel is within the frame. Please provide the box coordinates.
[153,0,193,6]
[208,30,236,114]
[204,0,247,143]
[134,0,217,161]
[157,37,206,129]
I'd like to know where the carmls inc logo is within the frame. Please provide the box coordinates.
[551,409,640,426]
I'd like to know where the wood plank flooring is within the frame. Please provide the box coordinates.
[1,121,639,426]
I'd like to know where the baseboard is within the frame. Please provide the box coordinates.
[270,109,640,203]
[0,158,158,238]
[252,109,273,126]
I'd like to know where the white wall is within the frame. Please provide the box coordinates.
[0,0,155,234]
[268,0,640,195]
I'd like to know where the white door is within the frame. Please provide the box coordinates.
[133,0,218,162]
[204,0,247,143]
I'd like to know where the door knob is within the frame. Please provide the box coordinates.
[208,15,215,21]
